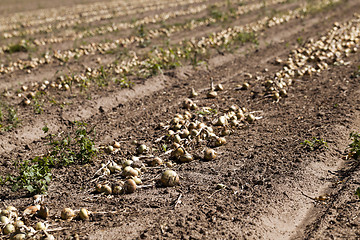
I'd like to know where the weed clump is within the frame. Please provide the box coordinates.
[301,137,328,151]
[1,122,97,195]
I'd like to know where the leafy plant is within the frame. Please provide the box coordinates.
[208,5,226,21]
[95,66,108,87]
[351,65,360,78]
[355,187,360,199]
[301,137,328,151]
[296,37,304,45]
[2,122,97,195]
[347,132,360,159]
[0,102,20,131]
[234,31,258,45]
[196,108,218,115]
[9,159,52,194]
[46,121,97,166]
[113,77,134,88]
[5,40,35,54]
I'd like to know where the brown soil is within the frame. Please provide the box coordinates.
[1,0,360,239]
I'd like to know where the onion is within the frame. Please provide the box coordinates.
[246,114,256,123]
[179,153,193,163]
[38,205,49,219]
[11,233,26,240]
[79,208,90,220]
[272,92,280,100]
[137,144,147,154]
[23,205,40,215]
[215,116,228,126]
[161,170,180,187]
[61,208,75,221]
[3,224,15,235]
[215,137,227,147]
[102,184,112,195]
[279,89,287,97]
[113,185,123,195]
[95,183,103,193]
[6,206,17,212]
[180,129,190,138]
[14,220,24,230]
[0,215,9,224]
[132,176,142,185]
[183,98,193,109]
[241,82,250,90]
[149,157,163,167]
[207,91,217,99]
[112,141,121,148]
[189,88,198,98]
[123,166,138,177]
[215,84,224,91]
[171,147,185,158]
[124,179,137,194]
[1,209,10,217]
[35,222,46,231]
[204,148,216,161]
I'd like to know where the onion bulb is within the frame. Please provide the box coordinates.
[61,208,75,221]
[160,170,179,187]
[204,148,216,161]
[124,179,137,194]
[79,208,90,220]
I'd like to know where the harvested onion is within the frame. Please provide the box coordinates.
[124,179,137,194]
[204,148,216,161]
[160,170,179,187]
[61,208,75,221]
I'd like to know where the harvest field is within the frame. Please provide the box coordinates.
[1,0,360,238]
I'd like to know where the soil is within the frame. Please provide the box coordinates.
[1,0,360,239]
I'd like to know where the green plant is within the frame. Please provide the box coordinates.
[355,187,360,199]
[113,77,134,88]
[301,137,328,151]
[296,37,304,45]
[196,108,218,115]
[5,40,35,54]
[33,93,45,114]
[2,122,97,195]
[234,31,258,45]
[94,66,108,87]
[0,102,20,131]
[348,132,360,159]
[9,159,52,194]
[136,25,151,48]
[208,5,224,20]
[46,122,97,166]
[351,65,360,78]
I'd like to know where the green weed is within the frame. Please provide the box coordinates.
[0,102,20,131]
[5,40,35,54]
[348,132,360,159]
[196,108,218,115]
[301,137,328,151]
[351,65,360,78]
[234,31,258,45]
[2,122,97,195]
[355,187,360,199]
[113,77,134,88]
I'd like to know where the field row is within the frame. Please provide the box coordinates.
[0,0,213,32]
[0,0,330,83]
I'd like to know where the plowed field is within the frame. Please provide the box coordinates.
[1,0,360,239]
